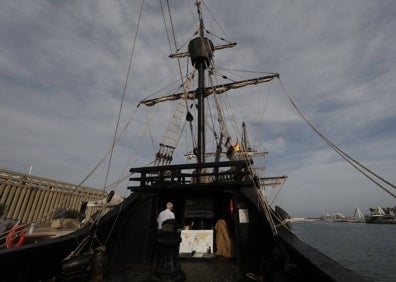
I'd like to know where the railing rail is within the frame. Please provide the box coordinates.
[128,160,254,189]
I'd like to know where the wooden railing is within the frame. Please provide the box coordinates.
[128,160,255,190]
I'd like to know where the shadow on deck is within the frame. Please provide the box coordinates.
[106,257,257,282]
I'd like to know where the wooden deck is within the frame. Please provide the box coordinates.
[105,257,256,282]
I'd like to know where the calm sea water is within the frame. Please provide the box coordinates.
[292,221,396,282]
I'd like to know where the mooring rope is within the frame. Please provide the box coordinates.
[278,78,396,199]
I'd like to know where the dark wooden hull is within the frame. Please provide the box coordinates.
[0,162,369,281]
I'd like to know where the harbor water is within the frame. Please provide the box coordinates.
[292,221,396,282]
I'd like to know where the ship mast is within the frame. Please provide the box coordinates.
[188,2,214,164]
[139,2,279,166]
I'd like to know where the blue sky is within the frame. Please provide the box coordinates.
[1,0,395,217]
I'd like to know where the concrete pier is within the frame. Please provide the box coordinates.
[0,168,107,224]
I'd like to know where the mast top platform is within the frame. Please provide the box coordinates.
[188,37,214,69]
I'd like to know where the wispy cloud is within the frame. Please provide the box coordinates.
[1,0,395,216]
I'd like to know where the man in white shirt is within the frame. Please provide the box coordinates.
[157,202,175,229]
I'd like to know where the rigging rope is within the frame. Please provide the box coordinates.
[207,69,236,160]
[201,1,232,43]
[153,0,199,164]
[278,78,396,199]
[166,0,188,107]
[61,0,149,258]
[103,0,145,191]
[77,105,139,189]
[160,0,173,54]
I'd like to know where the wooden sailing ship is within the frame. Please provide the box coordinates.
[0,2,368,281]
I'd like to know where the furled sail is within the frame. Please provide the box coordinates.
[138,74,279,107]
